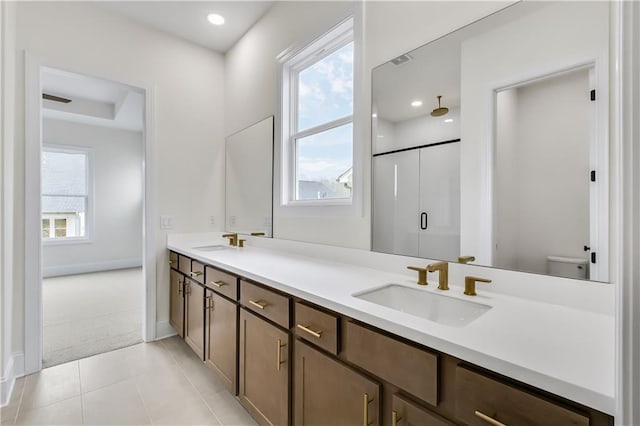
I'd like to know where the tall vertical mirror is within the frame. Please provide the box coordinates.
[371,2,610,282]
[226,116,274,237]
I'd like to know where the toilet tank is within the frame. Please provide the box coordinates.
[546,256,588,279]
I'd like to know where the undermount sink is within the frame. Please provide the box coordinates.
[353,284,491,327]
[191,244,231,252]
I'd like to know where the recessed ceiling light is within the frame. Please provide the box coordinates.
[207,13,225,25]
[411,100,423,108]
[444,119,453,123]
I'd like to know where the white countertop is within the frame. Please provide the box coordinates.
[167,233,615,415]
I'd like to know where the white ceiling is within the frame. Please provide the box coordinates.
[42,67,145,132]
[97,1,274,53]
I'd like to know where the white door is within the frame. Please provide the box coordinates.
[418,143,461,261]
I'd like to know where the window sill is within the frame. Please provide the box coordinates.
[42,237,92,246]
[283,198,352,208]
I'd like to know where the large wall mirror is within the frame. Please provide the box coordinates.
[226,116,274,237]
[371,2,610,282]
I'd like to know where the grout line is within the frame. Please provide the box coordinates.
[132,374,154,426]
[77,360,85,425]
[10,377,27,426]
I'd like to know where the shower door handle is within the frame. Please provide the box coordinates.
[420,212,428,230]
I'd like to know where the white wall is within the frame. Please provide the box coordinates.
[224,1,512,249]
[12,1,225,361]
[459,2,610,270]
[494,70,591,275]
[42,118,143,277]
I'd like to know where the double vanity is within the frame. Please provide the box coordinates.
[167,232,614,426]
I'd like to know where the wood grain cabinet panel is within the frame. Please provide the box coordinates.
[294,340,380,426]
[455,366,590,426]
[178,254,191,276]
[294,302,339,355]
[169,251,178,269]
[205,266,238,300]
[343,321,439,407]
[184,278,205,359]
[241,280,290,329]
[391,393,453,426]
[169,269,184,338]
[190,260,205,284]
[239,309,289,426]
[205,290,238,394]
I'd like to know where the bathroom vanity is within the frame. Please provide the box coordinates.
[167,233,614,426]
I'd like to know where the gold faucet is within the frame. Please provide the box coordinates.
[222,233,238,247]
[407,266,428,285]
[426,262,449,290]
[464,276,492,296]
[458,255,476,264]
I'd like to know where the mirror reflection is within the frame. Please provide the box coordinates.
[371,2,610,281]
[226,116,274,237]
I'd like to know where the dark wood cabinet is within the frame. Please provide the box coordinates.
[239,308,289,426]
[169,269,184,337]
[205,289,238,394]
[391,393,453,426]
[294,339,380,426]
[184,278,205,359]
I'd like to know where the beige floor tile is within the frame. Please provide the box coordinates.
[123,341,175,375]
[134,364,200,413]
[201,390,257,426]
[160,335,199,364]
[20,362,80,412]
[14,396,82,426]
[178,355,227,395]
[83,379,150,425]
[147,395,221,426]
[79,347,134,393]
[1,377,25,425]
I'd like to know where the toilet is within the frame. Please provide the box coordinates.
[547,256,589,279]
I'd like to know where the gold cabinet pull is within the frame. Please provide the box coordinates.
[190,271,203,277]
[177,282,183,295]
[363,393,373,426]
[204,295,212,311]
[210,281,226,288]
[391,410,401,426]
[276,339,286,371]
[251,232,265,236]
[249,300,267,310]
[168,260,175,266]
[475,411,506,426]
[296,324,322,338]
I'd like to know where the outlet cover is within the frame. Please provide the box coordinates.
[160,216,175,230]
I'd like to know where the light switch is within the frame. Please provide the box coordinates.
[160,215,175,229]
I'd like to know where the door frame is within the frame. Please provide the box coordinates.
[482,58,609,281]
[24,52,157,374]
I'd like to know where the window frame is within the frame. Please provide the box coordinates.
[41,144,94,246]
[279,17,358,208]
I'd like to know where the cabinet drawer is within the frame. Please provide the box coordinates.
[189,260,205,284]
[178,254,191,275]
[294,302,339,355]
[205,266,238,300]
[343,321,438,406]
[392,393,453,426]
[169,251,178,269]
[240,280,290,328]
[455,366,589,426]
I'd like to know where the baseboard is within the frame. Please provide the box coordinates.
[155,321,177,340]
[43,258,142,278]
[1,352,24,407]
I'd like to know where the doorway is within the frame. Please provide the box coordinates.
[24,57,156,373]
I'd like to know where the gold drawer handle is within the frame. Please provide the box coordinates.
[296,324,322,339]
[475,411,506,426]
[363,393,373,426]
[168,260,176,266]
[391,410,401,426]
[190,271,203,277]
[249,300,268,310]
[276,339,287,371]
[210,281,226,288]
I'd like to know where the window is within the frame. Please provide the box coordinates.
[41,147,90,242]
[281,18,354,204]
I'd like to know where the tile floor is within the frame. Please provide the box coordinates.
[1,336,257,426]
[43,268,143,368]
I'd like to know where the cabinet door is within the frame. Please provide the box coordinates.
[239,309,289,426]
[294,340,380,426]
[184,279,205,359]
[372,151,420,257]
[418,142,460,261]
[205,290,238,394]
[391,394,453,426]
[169,269,184,338]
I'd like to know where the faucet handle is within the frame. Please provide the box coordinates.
[464,276,492,296]
[407,266,428,285]
[458,255,476,264]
